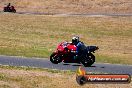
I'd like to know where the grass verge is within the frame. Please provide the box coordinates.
[0,65,131,88]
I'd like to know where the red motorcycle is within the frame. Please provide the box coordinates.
[50,42,99,67]
[3,6,16,13]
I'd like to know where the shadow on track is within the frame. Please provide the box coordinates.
[63,63,97,67]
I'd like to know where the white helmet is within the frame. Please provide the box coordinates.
[72,36,79,44]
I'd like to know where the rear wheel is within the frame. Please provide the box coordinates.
[81,53,95,67]
[50,53,62,64]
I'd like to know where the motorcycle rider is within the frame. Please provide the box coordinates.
[7,3,11,11]
[71,36,86,59]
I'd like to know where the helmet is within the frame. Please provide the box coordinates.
[72,36,79,45]
[8,3,11,6]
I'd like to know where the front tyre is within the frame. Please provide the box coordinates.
[81,53,95,67]
[50,53,62,64]
[3,7,7,12]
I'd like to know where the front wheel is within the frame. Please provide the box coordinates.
[50,53,62,64]
[3,7,7,12]
[81,53,95,67]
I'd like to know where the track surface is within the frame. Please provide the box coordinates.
[0,56,132,75]
[15,12,132,17]
[0,11,132,17]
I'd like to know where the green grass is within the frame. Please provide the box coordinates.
[95,54,132,65]
[0,13,132,64]
[0,65,75,75]
[0,47,50,58]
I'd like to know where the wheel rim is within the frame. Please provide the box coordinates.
[88,55,94,63]
[81,54,95,66]
[51,55,61,63]
[87,54,95,63]
[82,56,89,64]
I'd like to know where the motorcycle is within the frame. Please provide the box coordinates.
[50,42,99,67]
[3,6,16,13]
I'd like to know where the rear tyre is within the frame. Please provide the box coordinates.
[50,53,62,64]
[81,53,95,67]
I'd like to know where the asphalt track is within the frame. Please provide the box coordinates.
[0,11,132,17]
[0,55,132,75]
[14,12,132,17]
